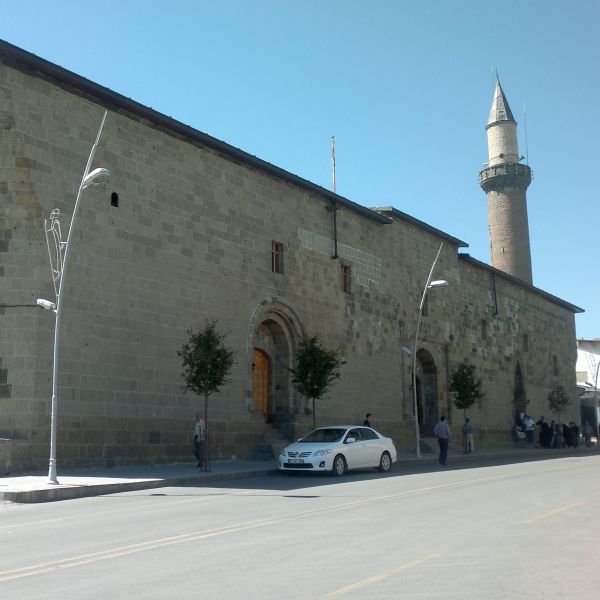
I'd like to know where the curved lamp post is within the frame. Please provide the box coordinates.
[412,242,448,458]
[38,111,110,484]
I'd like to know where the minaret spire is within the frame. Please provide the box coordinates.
[487,75,515,125]
[479,78,533,284]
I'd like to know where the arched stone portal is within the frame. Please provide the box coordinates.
[415,349,439,436]
[248,300,304,438]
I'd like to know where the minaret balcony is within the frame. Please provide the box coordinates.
[479,162,532,192]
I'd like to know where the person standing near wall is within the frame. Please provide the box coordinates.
[434,416,451,465]
[583,422,594,447]
[463,418,474,453]
[193,413,206,469]
[524,415,536,443]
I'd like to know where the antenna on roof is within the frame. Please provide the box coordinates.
[331,136,336,193]
[523,103,529,165]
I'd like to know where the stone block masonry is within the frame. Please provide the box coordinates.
[0,45,582,473]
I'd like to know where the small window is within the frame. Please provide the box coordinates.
[481,319,488,340]
[111,192,119,207]
[359,428,378,440]
[523,333,529,352]
[271,241,284,274]
[345,429,361,442]
[341,264,351,293]
[552,355,559,376]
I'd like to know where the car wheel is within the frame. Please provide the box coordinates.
[332,454,346,477]
[378,451,392,473]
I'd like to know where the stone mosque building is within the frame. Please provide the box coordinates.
[0,40,582,474]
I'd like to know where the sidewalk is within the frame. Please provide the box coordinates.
[0,460,276,504]
[1,445,598,504]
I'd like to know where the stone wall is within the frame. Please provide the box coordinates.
[0,57,580,473]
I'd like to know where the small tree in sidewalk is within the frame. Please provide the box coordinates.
[290,336,344,429]
[547,385,572,423]
[178,320,235,471]
[449,361,485,419]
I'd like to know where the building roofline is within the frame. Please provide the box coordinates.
[0,39,391,225]
[458,254,584,314]
[371,207,468,248]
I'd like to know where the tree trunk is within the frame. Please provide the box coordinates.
[204,392,211,472]
[312,397,316,429]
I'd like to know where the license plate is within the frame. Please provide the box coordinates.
[290,459,304,464]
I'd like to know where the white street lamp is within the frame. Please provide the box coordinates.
[36,298,57,312]
[594,361,600,433]
[41,111,110,484]
[412,242,448,458]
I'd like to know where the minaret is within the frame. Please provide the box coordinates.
[479,76,533,284]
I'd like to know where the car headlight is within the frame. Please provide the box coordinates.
[280,448,287,456]
[313,449,332,456]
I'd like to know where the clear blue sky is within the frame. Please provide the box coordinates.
[2,0,599,337]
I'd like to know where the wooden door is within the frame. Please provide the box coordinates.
[253,349,270,422]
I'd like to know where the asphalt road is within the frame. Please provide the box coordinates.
[1,455,599,599]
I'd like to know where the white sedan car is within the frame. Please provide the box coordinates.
[278,425,397,476]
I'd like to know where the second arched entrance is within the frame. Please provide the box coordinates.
[415,348,439,436]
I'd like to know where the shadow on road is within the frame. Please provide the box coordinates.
[100,452,598,499]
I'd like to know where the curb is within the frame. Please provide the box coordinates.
[1,468,277,504]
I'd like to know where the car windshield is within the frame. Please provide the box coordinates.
[300,428,346,443]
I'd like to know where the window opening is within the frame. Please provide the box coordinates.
[271,241,284,274]
[341,264,351,293]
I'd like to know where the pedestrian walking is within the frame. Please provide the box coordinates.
[363,413,372,427]
[463,418,474,453]
[193,413,206,469]
[434,415,451,465]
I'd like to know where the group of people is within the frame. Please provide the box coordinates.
[432,416,475,466]
[513,412,597,448]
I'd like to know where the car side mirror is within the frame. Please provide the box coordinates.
[345,437,356,444]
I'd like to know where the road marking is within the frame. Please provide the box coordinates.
[0,473,509,582]
[0,517,63,531]
[525,501,584,524]
[318,554,440,598]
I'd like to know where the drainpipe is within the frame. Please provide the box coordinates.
[331,198,339,259]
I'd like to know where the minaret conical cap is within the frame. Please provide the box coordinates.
[487,76,516,126]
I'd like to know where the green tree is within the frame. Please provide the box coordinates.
[449,361,485,418]
[290,336,344,428]
[178,320,235,468]
[547,385,572,422]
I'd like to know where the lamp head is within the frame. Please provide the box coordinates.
[82,167,110,189]
[37,298,57,311]
[428,280,448,289]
